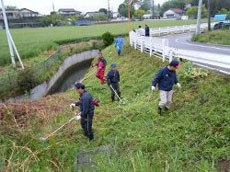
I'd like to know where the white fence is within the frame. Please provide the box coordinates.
[130,23,230,74]
[136,23,217,37]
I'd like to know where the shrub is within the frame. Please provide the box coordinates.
[178,62,209,82]
[102,32,114,46]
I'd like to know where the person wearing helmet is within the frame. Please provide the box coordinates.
[107,63,121,102]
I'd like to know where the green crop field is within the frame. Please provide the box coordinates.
[0,20,199,66]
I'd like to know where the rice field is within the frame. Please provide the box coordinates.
[0,19,199,65]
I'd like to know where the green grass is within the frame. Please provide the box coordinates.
[192,30,230,45]
[0,20,200,66]
[1,40,230,171]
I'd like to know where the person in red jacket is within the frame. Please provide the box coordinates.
[92,51,107,85]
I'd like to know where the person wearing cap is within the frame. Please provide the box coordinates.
[107,63,121,102]
[92,51,107,85]
[152,60,182,115]
[115,35,124,56]
[70,83,95,140]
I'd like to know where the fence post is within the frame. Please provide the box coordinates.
[162,39,166,62]
[169,49,174,62]
[158,27,161,36]
[150,37,153,57]
[141,37,144,53]
[134,35,137,50]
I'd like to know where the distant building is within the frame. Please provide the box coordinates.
[163,8,184,19]
[0,8,40,19]
[84,12,105,18]
[112,12,119,19]
[58,8,82,17]
[143,14,152,19]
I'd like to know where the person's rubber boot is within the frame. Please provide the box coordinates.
[158,107,162,116]
[88,133,94,141]
[83,130,88,137]
[165,107,169,111]
[111,96,115,102]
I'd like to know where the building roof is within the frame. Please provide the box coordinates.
[0,8,39,14]
[169,8,184,14]
[85,12,105,16]
[20,8,39,14]
[58,8,81,14]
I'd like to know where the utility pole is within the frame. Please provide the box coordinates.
[150,0,154,19]
[52,2,55,12]
[1,0,24,69]
[128,0,133,31]
[207,0,211,31]
[1,0,15,68]
[108,0,110,20]
[196,0,203,35]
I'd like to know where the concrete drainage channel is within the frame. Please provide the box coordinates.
[0,49,99,103]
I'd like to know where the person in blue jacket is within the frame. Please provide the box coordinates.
[74,83,95,140]
[107,63,121,102]
[152,60,182,115]
[115,35,124,56]
[145,24,150,37]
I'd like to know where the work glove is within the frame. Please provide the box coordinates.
[70,103,76,109]
[177,83,182,89]
[152,86,156,91]
[76,114,81,121]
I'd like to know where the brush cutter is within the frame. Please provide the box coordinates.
[80,69,96,83]
[110,85,122,102]
[40,112,81,141]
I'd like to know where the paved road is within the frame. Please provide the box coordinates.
[161,33,230,74]
[162,33,230,55]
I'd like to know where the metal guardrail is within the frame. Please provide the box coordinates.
[130,23,230,75]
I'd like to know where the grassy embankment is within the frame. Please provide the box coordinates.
[192,30,230,45]
[0,19,200,66]
[1,39,230,171]
[0,40,104,99]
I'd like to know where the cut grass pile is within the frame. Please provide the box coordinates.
[0,40,230,171]
[0,19,200,66]
[192,30,230,45]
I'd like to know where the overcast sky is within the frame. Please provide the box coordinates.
[1,0,166,15]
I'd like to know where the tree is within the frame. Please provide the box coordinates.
[218,8,230,20]
[135,9,145,19]
[6,6,17,10]
[186,5,207,19]
[187,0,230,16]
[160,0,186,16]
[140,0,151,11]
[118,3,135,17]
[88,14,108,21]
[99,8,108,14]
[42,13,64,26]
